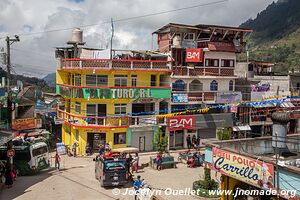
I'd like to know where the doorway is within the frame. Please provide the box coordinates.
[97,104,107,117]
[139,136,146,151]
[169,130,184,149]
[87,133,106,150]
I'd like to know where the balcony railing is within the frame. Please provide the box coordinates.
[59,58,172,71]
[172,66,234,76]
[57,109,167,128]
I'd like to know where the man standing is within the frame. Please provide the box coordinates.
[186,135,191,149]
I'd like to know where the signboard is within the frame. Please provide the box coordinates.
[138,117,157,126]
[186,48,203,63]
[216,92,242,104]
[56,143,67,155]
[7,149,15,157]
[172,93,188,103]
[212,147,274,189]
[167,116,195,131]
[231,106,238,113]
[12,118,36,130]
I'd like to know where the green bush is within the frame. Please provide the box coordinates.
[216,127,232,140]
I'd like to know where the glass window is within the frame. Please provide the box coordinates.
[74,74,81,86]
[86,75,108,86]
[114,132,126,144]
[183,33,195,41]
[87,104,96,116]
[210,80,218,91]
[172,80,186,91]
[131,75,137,87]
[114,75,127,86]
[229,80,234,91]
[114,104,126,115]
[32,146,48,157]
[75,102,81,113]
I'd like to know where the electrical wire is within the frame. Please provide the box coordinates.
[1,0,229,38]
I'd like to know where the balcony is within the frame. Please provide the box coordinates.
[57,109,167,128]
[173,66,234,77]
[56,84,171,99]
[59,58,172,71]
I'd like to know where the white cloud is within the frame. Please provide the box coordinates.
[0,0,274,77]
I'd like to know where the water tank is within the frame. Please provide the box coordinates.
[172,35,182,48]
[71,28,83,43]
[271,112,290,149]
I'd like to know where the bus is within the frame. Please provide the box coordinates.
[0,142,50,175]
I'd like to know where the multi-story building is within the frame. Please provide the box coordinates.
[153,23,252,148]
[56,29,172,154]
[235,61,296,137]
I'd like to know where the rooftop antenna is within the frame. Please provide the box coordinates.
[110,18,114,60]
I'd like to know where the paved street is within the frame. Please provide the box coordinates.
[0,152,216,200]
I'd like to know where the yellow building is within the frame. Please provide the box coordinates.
[56,46,171,155]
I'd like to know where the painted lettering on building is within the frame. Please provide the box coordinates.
[167,116,195,131]
[111,88,151,99]
[186,48,203,62]
[212,147,274,190]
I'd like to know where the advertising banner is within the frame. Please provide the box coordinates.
[172,93,188,103]
[167,115,195,131]
[186,48,203,62]
[212,147,274,189]
[216,92,242,104]
[12,118,36,130]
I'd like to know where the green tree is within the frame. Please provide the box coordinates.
[153,127,168,154]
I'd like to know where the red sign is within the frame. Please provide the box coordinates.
[12,118,36,130]
[167,116,195,131]
[186,48,203,62]
[7,149,15,157]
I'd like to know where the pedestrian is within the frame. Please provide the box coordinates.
[192,135,197,149]
[133,175,142,200]
[54,153,61,171]
[104,143,110,152]
[156,153,162,171]
[72,142,77,157]
[86,142,91,156]
[186,134,191,149]
[197,136,201,147]
[132,153,139,173]
[98,144,104,155]
[4,163,13,188]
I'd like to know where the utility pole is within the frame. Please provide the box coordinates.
[275,132,280,200]
[5,35,20,130]
[110,18,114,60]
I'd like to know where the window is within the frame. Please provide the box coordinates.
[229,80,234,91]
[114,132,126,144]
[183,33,195,41]
[86,75,108,86]
[86,104,96,116]
[189,80,203,91]
[297,83,300,89]
[221,59,235,67]
[205,59,219,67]
[32,146,48,157]
[172,80,186,91]
[75,102,81,113]
[74,74,81,86]
[131,75,137,87]
[248,64,254,71]
[114,75,127,86]
[151,75,156,86]
[210,80,218,91]
[114,104,126,115]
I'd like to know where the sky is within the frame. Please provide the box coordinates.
[0,0,275,78]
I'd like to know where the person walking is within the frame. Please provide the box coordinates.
[192,135,197,149]
[186,135,191,150]
[54,153,61,171]
[86,142,91,156]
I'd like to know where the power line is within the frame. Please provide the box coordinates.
[1,0,228,38]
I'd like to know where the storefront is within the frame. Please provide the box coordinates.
[167,113,234,149]
[127,126,156,152]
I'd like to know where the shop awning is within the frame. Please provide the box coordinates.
[233,125,251,131]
